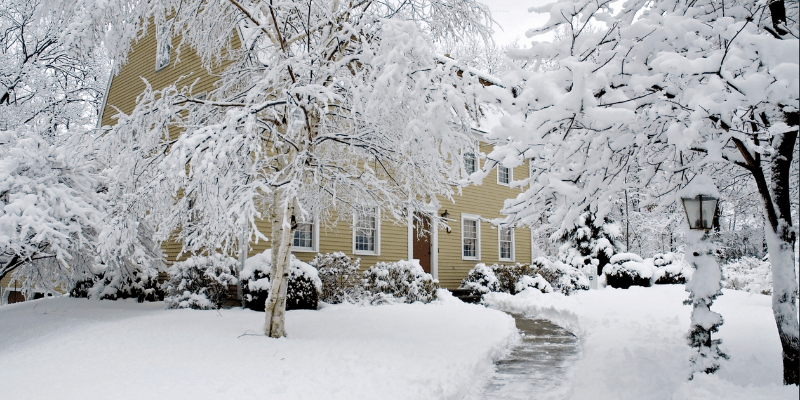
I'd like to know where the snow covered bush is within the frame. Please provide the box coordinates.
[529,258,589,295]
[653,253,693,285]
[70,266,164,303]
[362,260,437,303]
[460,263,501,295]
[310,252,362,303]
[164,254,238,310]
[605,253,653,289]
[461,259,587,296]
[722,257,772,295]
[515,274,553,294]
[241,250,322,311]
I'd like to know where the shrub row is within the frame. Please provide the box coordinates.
[153,251,438,310]
[461,258,589,296]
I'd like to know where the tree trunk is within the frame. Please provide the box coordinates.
[735,127,799,385]
[264,187,295,338]
[765,128,799,386]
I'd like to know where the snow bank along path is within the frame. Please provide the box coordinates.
[484,285,799,400]
[0,290,517,400]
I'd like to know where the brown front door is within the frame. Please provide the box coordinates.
[7,290,25,304]
[413,214,432,273]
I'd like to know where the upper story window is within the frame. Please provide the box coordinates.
[497,164,511,186]
[292,219,316,252]
[462,214,480,260]
[155,20,172,71]
[354,208,379,254]
[529,160,535,182]
[464,152,477,175]
[499,227,514,261]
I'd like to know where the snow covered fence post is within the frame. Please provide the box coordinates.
[681,179,727,377]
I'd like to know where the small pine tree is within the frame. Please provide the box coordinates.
[556,209,622,276]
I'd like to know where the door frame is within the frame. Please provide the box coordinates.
[407,205,439,280]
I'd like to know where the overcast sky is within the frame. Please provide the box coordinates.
[478,0,551,46]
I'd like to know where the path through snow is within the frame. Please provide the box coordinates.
[479,316,580,400]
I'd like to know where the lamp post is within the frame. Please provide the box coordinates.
[680,186,727,379]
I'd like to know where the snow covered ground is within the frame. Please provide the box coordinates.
[2,285,797,400]
[484,285,799,400]
[0,290,516,400]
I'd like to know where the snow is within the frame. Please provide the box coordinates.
[483,285,798,400]
[0,291,517,400]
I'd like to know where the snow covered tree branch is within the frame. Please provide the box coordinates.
[104,0,493,337]
[488,0,799,384]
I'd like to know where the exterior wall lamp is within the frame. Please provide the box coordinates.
[441,210,451,233]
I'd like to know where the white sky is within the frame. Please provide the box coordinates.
[478,0,552,46]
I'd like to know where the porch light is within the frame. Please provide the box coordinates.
[680,195,718,231]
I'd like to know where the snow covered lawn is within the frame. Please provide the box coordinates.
[0,291,516,400]
[484,285,799,400]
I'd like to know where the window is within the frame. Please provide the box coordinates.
[462,214,480,260]
[498,164,511,186]
[354,208,379,254]
[529,160,535,182]
[155,20,172,70]
[499,228,514,261]
[292,220,316,252]
[464,152,477,175]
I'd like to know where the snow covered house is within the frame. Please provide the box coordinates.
[98,22,532,290]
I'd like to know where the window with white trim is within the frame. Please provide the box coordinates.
[292,219,316,251]
[464,152,477,175]
[155,20,172,71]
[462,214,480,260]
[499,227,514,261]
[498,164,511,185]
[354,208,379,254]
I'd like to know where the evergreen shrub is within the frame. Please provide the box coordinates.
[362,260,437,303]
[241,250,322,311]
[310,252,362,303]
[164,254,238,309]
[605,253,653,289]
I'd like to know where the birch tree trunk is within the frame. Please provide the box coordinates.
[264,187,295,338]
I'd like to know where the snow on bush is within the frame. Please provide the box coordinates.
[515,274,553,294]
[461,258,587,296]
[71,266,164,303]
[309,252,363,303]
[652,252,693,285]
[362,260,437,303]
[164,254,238,310]
[460,263,501,294]
[530,258,589,295]
[241,249,322,311]
[721,256,772,295]
[605,253,653,289]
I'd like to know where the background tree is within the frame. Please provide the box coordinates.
[103,0,493,337]
[0,0,162,296]
[484,0,799,384]
[556,207,622,275]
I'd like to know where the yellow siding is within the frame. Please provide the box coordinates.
[103,27,534,289]
[101,21,238,126]
[435,142,532,289]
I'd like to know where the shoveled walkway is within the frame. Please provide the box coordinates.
[479,315,580,400]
